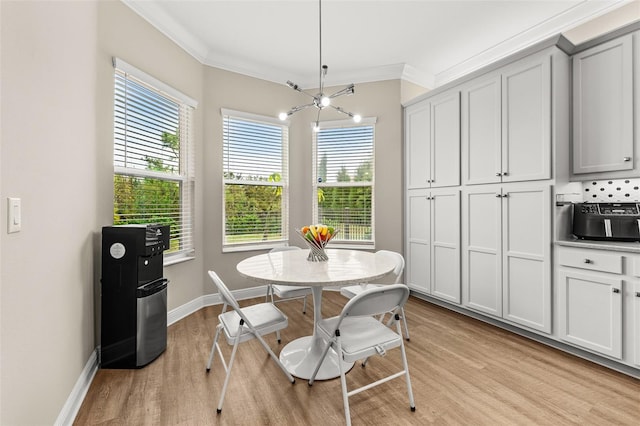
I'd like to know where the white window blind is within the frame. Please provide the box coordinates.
[222,109,289,248]
[113,61,196,260]
[313,119,375,245]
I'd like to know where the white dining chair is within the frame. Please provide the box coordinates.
[339,250,411,340]
[205,270,295,414]
[266,246,313,314]
[308,284,416,425]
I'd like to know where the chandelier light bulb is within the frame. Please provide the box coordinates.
[353,114,362,123]
[320,96,331,107]
[278,112,288,121]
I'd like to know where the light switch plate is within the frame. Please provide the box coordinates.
[7,197,21,233]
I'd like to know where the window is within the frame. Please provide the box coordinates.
[113,58,197,261]
[222,109,289,250]
[313,118,376,246]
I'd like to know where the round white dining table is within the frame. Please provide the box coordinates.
[236,248,396,380]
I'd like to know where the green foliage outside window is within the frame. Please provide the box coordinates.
[114,131,182,252]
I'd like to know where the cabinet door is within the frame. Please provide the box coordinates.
[573,34,633,174]
[501,54,551,182]
[557,270,623,359]
[462,74,502,185]
[502,185,551,333]
[406,190,431,293]
[462,186,502,316]
[431,189,460,303]
[635,281,640,366]
[430,91,460,187]
[405,102,431,189]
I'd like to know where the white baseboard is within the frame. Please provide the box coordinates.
[54,348,99,426]
[167,284,267,325]
[59,284,268,424]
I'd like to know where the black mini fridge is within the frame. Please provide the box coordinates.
[100,224,170,369]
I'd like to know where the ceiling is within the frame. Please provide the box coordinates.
[123,0,630,89]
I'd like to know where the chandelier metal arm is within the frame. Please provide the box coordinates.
[329,104,356,118]
[278,0,360,127]
[329,83,355,99]
[287,103,315,115]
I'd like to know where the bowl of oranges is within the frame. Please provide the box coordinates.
[297,224,339,261]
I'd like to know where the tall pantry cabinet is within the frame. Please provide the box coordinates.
[404,40,570,335]
[404,89,461,303]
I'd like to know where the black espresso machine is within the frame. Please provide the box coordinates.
[573,202,640,242]
[101,224,170,368]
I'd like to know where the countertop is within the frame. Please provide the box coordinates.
[556,238,640,254]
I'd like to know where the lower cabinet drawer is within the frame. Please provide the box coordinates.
[557,247,623,274]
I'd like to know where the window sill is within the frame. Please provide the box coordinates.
[164,252,195,266]
[222,242,289,253]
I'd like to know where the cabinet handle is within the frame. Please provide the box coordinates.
[636,292,640,297]
[584,259,592,264]
[502,172,508,176]
[612,288,620,293]
[496,172,502,177]
[623,157,632,162]
[495,194,502,198]
[502,194,508,198]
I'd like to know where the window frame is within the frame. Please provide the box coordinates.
[312,117,377,249]
[113,58,197,264]
[221,108,290,252]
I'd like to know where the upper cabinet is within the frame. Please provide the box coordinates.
[462,53,552,185]
[405,90,460,189]
[572,32,637,178]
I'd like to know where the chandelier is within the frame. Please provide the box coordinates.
[278,0,361,131]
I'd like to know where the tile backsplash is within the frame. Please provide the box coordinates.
[582,179,640,202]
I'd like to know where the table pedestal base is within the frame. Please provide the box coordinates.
[279,336,354,380]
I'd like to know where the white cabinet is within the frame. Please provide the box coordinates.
[430,91,461,188]
[634,281,640,366]
[405,91,460,189]
[557,271,623,359]
[405,102,430,189]
[556,247,624,359]
[406,188,460,303]
[462,53,551,185]
[406,189,430,294]
[572,34,634,176]
[462,74,502,185]
[462,184,551,333]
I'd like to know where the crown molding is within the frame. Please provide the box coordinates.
[122,0,209,63]
[123,0,630,90]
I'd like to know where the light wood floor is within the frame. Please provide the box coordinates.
[75,292,639,425]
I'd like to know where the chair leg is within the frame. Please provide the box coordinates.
[401,307,410,341]
[336,336,352,426]
[302,295,307,314]
[254,332,295,383]
[217,323,244,413]
[396,319,415,411]
[206,324,222,372]
[265,284,272,303]
[308,338,334,385]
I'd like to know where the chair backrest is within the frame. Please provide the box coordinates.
[376,250,405,284]
[270,246,301,253]
[340,284,410,323]
[208,270,241,312]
